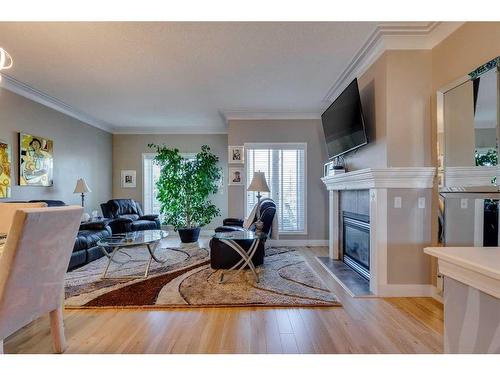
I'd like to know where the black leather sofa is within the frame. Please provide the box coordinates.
[100,199,161,233]
[7,200,112,270]
[210,199,276,269]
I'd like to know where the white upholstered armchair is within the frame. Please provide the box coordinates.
[0,205,83,354]
[0,202,47,234]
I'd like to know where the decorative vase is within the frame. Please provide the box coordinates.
[178,227,201,243]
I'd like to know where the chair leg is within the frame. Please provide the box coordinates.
[49,306,66,353]
[0,339,4,354]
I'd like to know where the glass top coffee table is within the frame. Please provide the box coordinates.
[98,230,168,279]
[212,231,267,284]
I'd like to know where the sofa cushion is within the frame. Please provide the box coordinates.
[68,250,87,271]
[28,200,66,207]
[73,228,111,252]
[87,245,107,264]
[120,214,140,221]
[130,220,159,232]
[109,199,140,218]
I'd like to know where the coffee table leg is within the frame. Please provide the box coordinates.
[144,247,154,278]
[147,240,167,263]
[99,246,131,263]
[102,246,120,279]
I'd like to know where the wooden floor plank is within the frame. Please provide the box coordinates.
[3,245,444,354]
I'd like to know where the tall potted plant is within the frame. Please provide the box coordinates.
[148,144,222,243]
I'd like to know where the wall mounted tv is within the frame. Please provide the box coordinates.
[321,78,368,160]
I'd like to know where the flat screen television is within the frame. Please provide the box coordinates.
[321,78,368,160]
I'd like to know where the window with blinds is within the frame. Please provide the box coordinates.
[142,152,196,216]
[142,154,162,215]
[245,143,306,234]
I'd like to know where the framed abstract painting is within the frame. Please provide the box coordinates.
[0,140,11,198]
[19,133,54,187]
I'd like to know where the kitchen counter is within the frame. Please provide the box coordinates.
[424,246,500,298]
[424,246,500,353]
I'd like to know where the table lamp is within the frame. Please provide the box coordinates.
[74,178,91,207]
[247,171,270,234]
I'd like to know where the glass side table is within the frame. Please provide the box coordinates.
[212,231,267,284]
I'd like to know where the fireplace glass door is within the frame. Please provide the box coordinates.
[342,212,370,279]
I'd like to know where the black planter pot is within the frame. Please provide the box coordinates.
[178,227,201,243]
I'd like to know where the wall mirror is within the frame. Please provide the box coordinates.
[437,57,500,249]
[437,56,499,189]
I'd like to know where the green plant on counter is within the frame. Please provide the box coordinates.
[475,148,498,167]
[148,144,221,230]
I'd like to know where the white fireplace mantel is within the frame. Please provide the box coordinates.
[321,167,437,297]
[321,167,436,190]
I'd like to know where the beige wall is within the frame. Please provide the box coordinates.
[112,133,228,228]
[227,119,328,240]
[386,50,433,167]
[352,50,433,170]
[386,188,433,285]
[347,53,388,170]
[0,88,112,211]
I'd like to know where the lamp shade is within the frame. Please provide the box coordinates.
[247,172,270,193]
[74,178,91,194]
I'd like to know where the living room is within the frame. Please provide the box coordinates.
[1,1,500,372]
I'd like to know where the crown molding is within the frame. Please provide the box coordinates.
[322,21,465,108]
[0,73,114,133]
[321,167,436,190]
[221,110,321,123]
[112,127,228,135]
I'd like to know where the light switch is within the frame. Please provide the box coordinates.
[394,196,402,208]
[418,197,426,209]
[460,198,468,209]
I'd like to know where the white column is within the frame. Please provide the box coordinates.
[329,190,340,259]
[369,188,387,296]
[473,199,484,247]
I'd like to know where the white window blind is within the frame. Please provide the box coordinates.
[245,143,306,234]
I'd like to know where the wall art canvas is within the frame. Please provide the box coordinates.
[0,141,11,198]
[228,167,244,186]
[228,145,244,164]
[121,170,137,188]
[19,133,54,186]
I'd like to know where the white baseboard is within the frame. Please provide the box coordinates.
[268,239,328,247]
[431,285,443,303]
[376,283,437,297]
[200,229,216,236]
[193,229,329,247]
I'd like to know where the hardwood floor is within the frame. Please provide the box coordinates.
[3,245,443,354]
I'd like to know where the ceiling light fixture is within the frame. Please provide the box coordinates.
[0,47,14,82]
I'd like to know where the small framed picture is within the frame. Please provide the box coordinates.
[228,167,244,186]
[228,145,244,164]
[121,170,136,188]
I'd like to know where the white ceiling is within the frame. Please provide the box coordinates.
[0,22,379,133]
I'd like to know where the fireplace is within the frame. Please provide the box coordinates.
[342,211,370,280]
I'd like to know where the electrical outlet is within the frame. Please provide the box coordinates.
[394,196,402,208]
[418,197,426,209]
[460,198,468,209]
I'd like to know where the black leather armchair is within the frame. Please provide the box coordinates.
[101,199,161,233]
[210,199,276,269]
